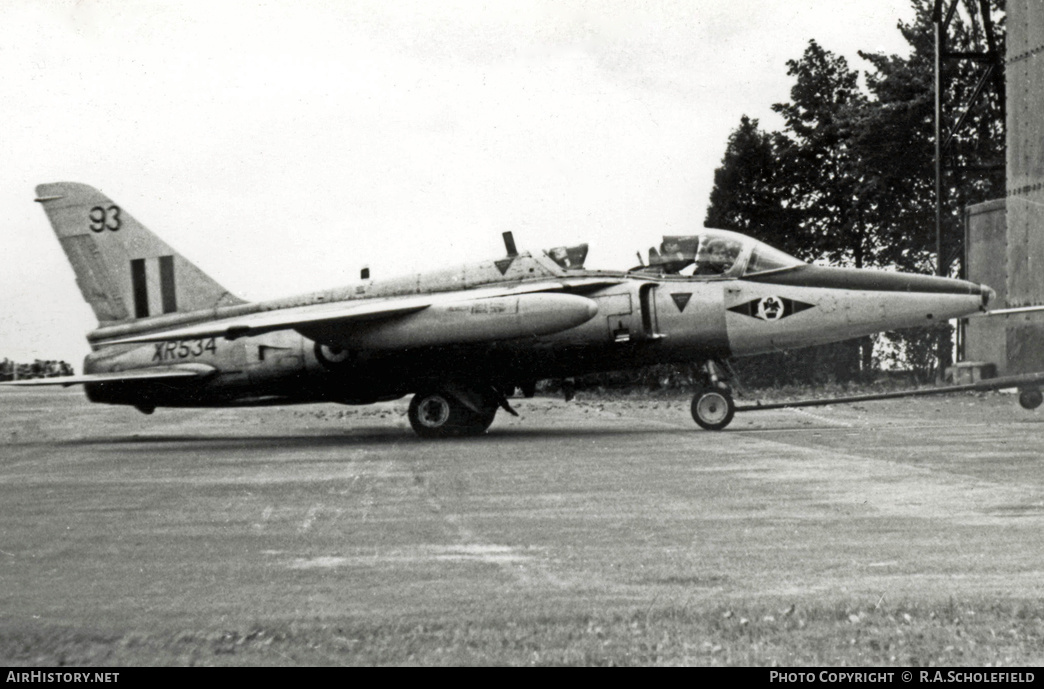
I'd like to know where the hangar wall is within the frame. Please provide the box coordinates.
[964,199,1006,368]
[1003,0,1044,374]
[966,0,1044,375]
[1006,0,1044,309]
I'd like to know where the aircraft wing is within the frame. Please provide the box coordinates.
[100,279,621,346]
[0,363,216,387]
[103,299,430,345]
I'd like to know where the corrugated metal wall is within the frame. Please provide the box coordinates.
[1004,0,1044,373]
[964,199,1006,367]
[1006,0,1044,307]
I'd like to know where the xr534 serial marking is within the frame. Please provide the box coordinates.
[4,182,995,436]
[152,338,218,361]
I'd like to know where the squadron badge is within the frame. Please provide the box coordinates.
[728,296,814,321]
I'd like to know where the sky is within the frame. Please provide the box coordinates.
[0,0,917,366]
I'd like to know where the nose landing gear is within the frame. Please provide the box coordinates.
[690,359,736,431]
[691,387,736,430]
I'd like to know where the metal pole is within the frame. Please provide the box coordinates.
[935,18,943,278]
[934,16,947,381]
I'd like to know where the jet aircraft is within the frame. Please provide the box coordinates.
[4,182,995,437]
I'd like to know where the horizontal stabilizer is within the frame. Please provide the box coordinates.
[0,363,215,387]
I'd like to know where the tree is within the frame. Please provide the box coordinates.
[705,116,803,256]
[772,40,878,269]
[856,0,1005,378]
[857,0,1005,276]
[705,1,1006,383]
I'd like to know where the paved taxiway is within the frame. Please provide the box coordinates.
[1,388,1042,663]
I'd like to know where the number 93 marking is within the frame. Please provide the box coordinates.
[89,205,122,233]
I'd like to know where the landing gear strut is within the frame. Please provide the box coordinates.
[690,359,736,431]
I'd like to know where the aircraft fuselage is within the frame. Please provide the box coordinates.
[14,182,994,434]
[82,260,989,411]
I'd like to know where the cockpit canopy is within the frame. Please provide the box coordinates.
[544,243,589,269]
[539,229,804,278]
[633,228,804,278]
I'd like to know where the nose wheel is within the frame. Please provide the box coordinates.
[690,359,737,431]
[691,387,736,431]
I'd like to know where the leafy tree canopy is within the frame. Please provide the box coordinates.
[706,0,1005,275]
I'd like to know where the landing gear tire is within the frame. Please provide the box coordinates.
[408,390,497,438]
[1019,389,1043,411]
[462,407,497,435]
[691,387,735,431]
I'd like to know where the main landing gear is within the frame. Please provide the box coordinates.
[690,360,736,431]
[408,385,517,439]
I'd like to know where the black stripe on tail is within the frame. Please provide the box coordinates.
[131,259,149,318]
[130,255,178,319]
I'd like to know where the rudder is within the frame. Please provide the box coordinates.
[35,182,245,325]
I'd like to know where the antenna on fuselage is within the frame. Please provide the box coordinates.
[502,231,518,257]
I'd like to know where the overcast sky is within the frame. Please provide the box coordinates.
[0,0,917,365]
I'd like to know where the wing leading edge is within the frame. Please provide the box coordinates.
[99,279,619,346]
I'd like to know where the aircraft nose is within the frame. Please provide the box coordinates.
[981,285,996,309]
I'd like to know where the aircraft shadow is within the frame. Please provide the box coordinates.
[42,413,1039,453]
[52,424,714,451]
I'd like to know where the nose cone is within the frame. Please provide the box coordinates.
[981,285,996,309]
[740,264,991,328]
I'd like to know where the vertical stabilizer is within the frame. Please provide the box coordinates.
[35,182,245,325]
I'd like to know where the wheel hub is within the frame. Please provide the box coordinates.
[417,395,451,428]
[696,393,729,423]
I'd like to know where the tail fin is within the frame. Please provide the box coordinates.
[35,182,245,325]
